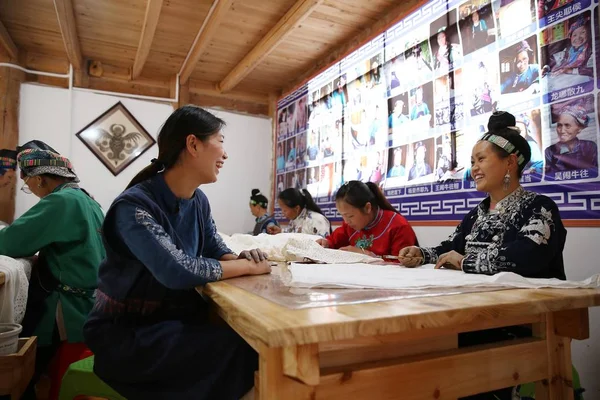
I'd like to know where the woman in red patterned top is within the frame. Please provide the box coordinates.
[317,180,417,257]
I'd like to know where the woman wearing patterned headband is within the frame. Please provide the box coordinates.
[399,110,566,280]
[544,104,598,179]
[399,111,580,398]
[0,145,105,399]
[249,188,278,235]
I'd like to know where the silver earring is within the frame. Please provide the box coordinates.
[503,171,510,191]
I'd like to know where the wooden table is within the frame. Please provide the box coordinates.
[203,277,600,400]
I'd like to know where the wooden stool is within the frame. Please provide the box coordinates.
[58,356,125,400]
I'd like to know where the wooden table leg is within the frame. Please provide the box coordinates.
[258,345,315,400]
[535,312,575,400]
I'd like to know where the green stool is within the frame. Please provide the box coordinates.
[517,366,584,399]
[58,356,126,400]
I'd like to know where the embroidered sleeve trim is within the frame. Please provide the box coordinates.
[134,208,223,281]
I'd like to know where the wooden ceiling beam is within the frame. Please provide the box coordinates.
[53,0,83,70]
[217,0,325,93]
[189,92,268,117]
[282,0,425,96]
[132,0,164,79]
[0,19,18,60]
[179,0,234,85]
[190,80,269,105]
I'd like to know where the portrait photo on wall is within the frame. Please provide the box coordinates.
[540,11,594,96]
[408,82,435,130]
[307,166,320,185]
[319,81,334,111]
[387,91,409,138]
[406,138,436,183]
[320,124,337,160]
[286,103,297,136]
[276,142,285,172]
[277,108,287,139]
[402,26,433,87]
[75,102,155,176]
[429,10,463,72]
[342,157,360,183]
[286,171,295,189]
[514,109,545,181]
[499,36,541,97]
[434,132,458,181]
[542,94,598,181]
[384,53,405,97]
[331,74,348,111]
[360,150,388,187]
[308,91,323,126]
[458,0,497,55]
[433,70,465,130]
[366,54,384,88]
[386,144,409,186]
[295,96,308,133]
[318,162,335,197]
[493,0,536,38]
[464,54,500,116]
[296,132,307,169]
[285,137,297,170]
[276,174,285,196]
[365,103,388,150]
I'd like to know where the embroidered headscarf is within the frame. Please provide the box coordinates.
[558,105,589,128]
[16,140,58,154]
[480,111,529,168]
[17,149,79,182]
[0,149,17,175]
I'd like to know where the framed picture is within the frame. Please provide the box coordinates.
[75,102,155,176]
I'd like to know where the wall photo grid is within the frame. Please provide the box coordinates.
[274,0,600,224]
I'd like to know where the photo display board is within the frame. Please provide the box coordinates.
[274,0,600,224]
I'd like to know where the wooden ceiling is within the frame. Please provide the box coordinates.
[0,0,424,116]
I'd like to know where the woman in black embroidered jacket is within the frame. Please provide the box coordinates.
[399,111,566,280]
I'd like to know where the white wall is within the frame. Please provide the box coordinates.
[415,225,600,397]
[17,83,272,235]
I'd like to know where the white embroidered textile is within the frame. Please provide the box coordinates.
[218,232,379,264]
[288,263,600,290]
[0,256,32,324]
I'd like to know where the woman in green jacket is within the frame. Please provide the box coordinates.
[0,145,105,399]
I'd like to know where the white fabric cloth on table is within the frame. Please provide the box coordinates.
[218,232,379,264]
[288,263,600,290]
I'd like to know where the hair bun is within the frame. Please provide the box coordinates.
[488,111,516,131]
[251,189,261,196]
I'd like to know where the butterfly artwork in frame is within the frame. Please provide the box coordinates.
[75,101,155,176]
